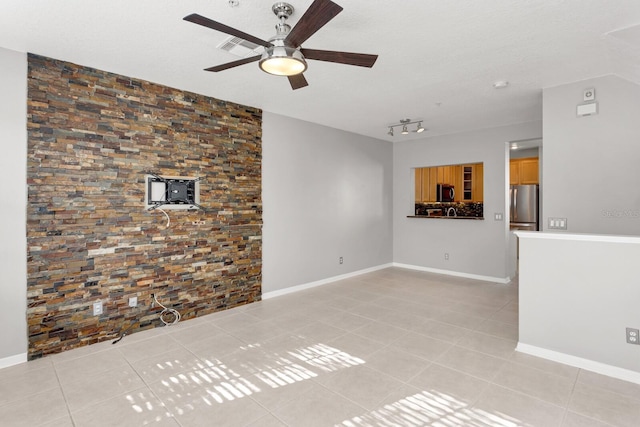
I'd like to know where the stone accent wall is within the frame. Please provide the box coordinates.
[26,54,262,359]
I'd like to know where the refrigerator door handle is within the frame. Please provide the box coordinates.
[513,188,517,221]
[509,188,513,221]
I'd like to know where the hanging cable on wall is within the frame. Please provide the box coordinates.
[111,293,181,344]
[156,207,170,228]
[153,294,181,326]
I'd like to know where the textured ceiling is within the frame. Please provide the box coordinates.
[1,0,639,142]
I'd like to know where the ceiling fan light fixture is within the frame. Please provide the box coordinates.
[259,46,307,76]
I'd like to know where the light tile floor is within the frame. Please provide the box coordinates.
[1,267,639,426]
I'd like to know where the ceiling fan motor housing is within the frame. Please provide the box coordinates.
[271,2,295,46]
[272,2,294,20]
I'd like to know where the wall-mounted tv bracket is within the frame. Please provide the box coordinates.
[145,172,205,211]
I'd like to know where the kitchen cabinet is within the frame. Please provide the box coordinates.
[519,158,539,184]
[437,166,453,186]
[510,157,539,185]
[415,167,437,202]
[459,163,483,202]
[452,165,463,201]
[423,167,437,201]
[473,163,483,202]
[510,162,519,185]
[462,165,473,201]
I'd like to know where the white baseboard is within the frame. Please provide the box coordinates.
[516,343,640,385]
[0,352,27,370]
[262,263,393,300]
[392,262,511,284]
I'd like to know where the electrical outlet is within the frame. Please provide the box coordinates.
[444,253,449,260]
[339,257,343,264]
[129,296,137,307]
[626,327,640,345]
[92,301,103,316]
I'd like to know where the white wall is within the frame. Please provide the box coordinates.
[517,232,640,383]
[509,147,539,159]
[262,112,393,293]
[0,47,28,365]
[543,75,640,235]
[393,122,541,281]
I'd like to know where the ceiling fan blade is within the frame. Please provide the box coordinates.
[184,13,272,48]
[204,55,262,72]
[288,74,309,90]
[301,49,378,67]
[285,0,343,48]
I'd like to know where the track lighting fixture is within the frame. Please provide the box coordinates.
[386,119,427,136]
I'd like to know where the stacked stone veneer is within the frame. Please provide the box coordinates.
[26,54,262,359]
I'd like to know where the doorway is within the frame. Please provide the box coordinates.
[507,138,542,277]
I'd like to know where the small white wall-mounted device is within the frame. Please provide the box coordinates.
[144,173,203,211]
[577,102,598,117]
[583,88,595,101]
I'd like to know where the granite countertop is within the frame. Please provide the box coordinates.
[407,215,484,220]
[414,202,484,219]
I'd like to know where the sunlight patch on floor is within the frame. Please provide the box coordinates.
[144,341,366,417]
[339,390,526,427]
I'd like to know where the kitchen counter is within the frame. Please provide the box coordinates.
[407,215,484,220]
[414,202,484,218]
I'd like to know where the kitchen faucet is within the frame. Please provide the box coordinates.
[447,207,457,217]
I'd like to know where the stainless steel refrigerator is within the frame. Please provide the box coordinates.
[509,185,539,231]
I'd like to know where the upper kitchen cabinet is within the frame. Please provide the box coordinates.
[472,163,483,202]
[461,163,483,202]
[510,157,539,185]
[519,158,539,184]
[437,166,453,186]
[510,161,519,185]
[415,168,422,202]
[423,167,437,202]
[415,167,438,202]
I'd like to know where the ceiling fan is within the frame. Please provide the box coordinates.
[184,0,378,90]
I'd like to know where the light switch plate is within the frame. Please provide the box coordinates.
[548,217,568,230]
[494,213,503,221]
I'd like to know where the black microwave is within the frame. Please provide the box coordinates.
[437,184,455,202]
